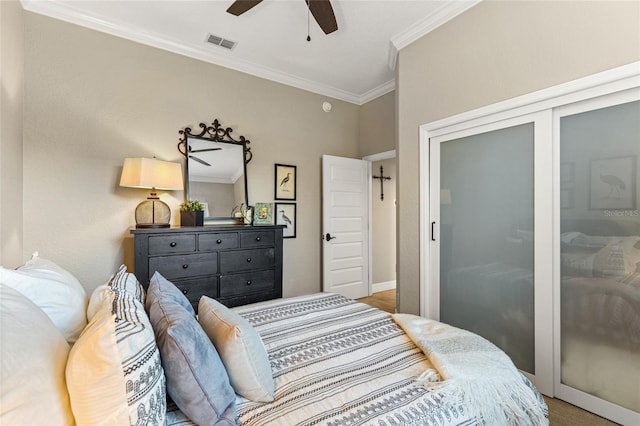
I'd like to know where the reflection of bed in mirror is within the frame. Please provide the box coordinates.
[559,219,640,412]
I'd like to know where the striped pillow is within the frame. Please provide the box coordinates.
[67,280,166,425]
[87,265,145,321]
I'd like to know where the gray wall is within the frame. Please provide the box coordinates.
[21,12,360,294]
[396,0,640,314]
[359,91,395,157]
[0,0,24,269]
[371,158,396,285]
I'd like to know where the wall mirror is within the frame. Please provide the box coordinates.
[178,119,252,223]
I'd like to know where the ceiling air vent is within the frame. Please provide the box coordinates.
[207,34,237,51]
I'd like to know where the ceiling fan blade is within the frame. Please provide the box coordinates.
[190,148,222,153]
[227,0,263,16]
[189,155,211,167]
[307,0,338,35]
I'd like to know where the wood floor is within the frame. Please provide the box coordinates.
[357,289,620,425]
[356,289,396,313]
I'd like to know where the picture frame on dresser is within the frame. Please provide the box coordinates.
[253,202,274,225]
[275,164,296,201]
[275,203,296,238]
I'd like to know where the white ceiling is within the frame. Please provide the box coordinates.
[21,0,479,105]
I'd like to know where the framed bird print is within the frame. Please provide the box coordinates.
[275,164,296,201]
[276,203,296,238]
[588,155,636,210]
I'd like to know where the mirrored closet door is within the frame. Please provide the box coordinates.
[428,112,554,394]
[423,71,639,424]
[555,92,640,423]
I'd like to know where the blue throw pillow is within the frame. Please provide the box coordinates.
[146,272,236,425]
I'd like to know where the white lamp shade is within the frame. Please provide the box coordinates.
[120,158,183,190]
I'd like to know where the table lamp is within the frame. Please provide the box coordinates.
[120,157,184,228]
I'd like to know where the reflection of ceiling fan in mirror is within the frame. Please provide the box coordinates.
[226,0,338,35]
[187,146,221,167]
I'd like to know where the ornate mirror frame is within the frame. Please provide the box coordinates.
[178,118,252,223]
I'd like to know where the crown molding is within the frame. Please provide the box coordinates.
[388,0,481,71]
[357,79,396,105]
[21,0,364,104]
[21,0,479,106]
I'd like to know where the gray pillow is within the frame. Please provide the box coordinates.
[198,296,275,402]
[146,272,235,425]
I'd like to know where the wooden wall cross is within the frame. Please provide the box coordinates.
[372,165,391,201]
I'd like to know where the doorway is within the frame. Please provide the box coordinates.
[363,150,396,312]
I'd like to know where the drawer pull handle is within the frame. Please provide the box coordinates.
[255,237,261,242]
[216,239,222,244]
[181,289,188,295]
[246,280,252,286]
[182,264,189,269]
[170,242,177,247]
[246,258,252,263]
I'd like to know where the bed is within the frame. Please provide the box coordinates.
[1,254,548,426]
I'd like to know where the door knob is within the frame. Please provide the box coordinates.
[325,233,336,242]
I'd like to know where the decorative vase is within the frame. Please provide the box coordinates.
[180,210,204,227]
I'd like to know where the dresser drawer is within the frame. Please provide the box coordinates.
[219,270,275,298]
[240,231,274,248]
[172,277,219,311]
[149,253,217,280]
[149,234,196,255]
[220,248,274,273]
[199,233,239,251]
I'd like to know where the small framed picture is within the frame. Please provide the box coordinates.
[276,203,296,238]
[589,155,636,210]
[275,164,296,201]
[253,202,274,225]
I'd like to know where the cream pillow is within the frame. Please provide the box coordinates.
[0,284,74,425]
[0,252,88,343]
[87,264,145,321]
[66,286,166,425]
[198,296,275,402]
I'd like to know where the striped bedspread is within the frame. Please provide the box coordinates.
[231,293,475,426]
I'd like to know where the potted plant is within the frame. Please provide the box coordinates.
[180,200,205,227]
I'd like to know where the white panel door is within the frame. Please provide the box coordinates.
[322,155,369,299]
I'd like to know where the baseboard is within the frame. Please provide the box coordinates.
[372,280,396,293]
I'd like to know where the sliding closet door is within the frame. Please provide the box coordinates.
[555,91,640,424]
[429,113,553,393]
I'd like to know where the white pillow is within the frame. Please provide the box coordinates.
[198,296,275,402]
[0,284,74,425]
[0,252,88,343]
[87,264,145,321]
[66,285,166,426]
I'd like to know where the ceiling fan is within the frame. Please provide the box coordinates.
[226,0,338,35]
[186,146,222,167]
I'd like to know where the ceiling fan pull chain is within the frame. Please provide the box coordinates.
[306,0,311,42]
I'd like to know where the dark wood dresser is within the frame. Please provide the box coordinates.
[131,225,283,310]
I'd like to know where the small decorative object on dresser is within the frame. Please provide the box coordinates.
[131,225,284,311]
[253,202,274,225]
[180,200,205,227]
